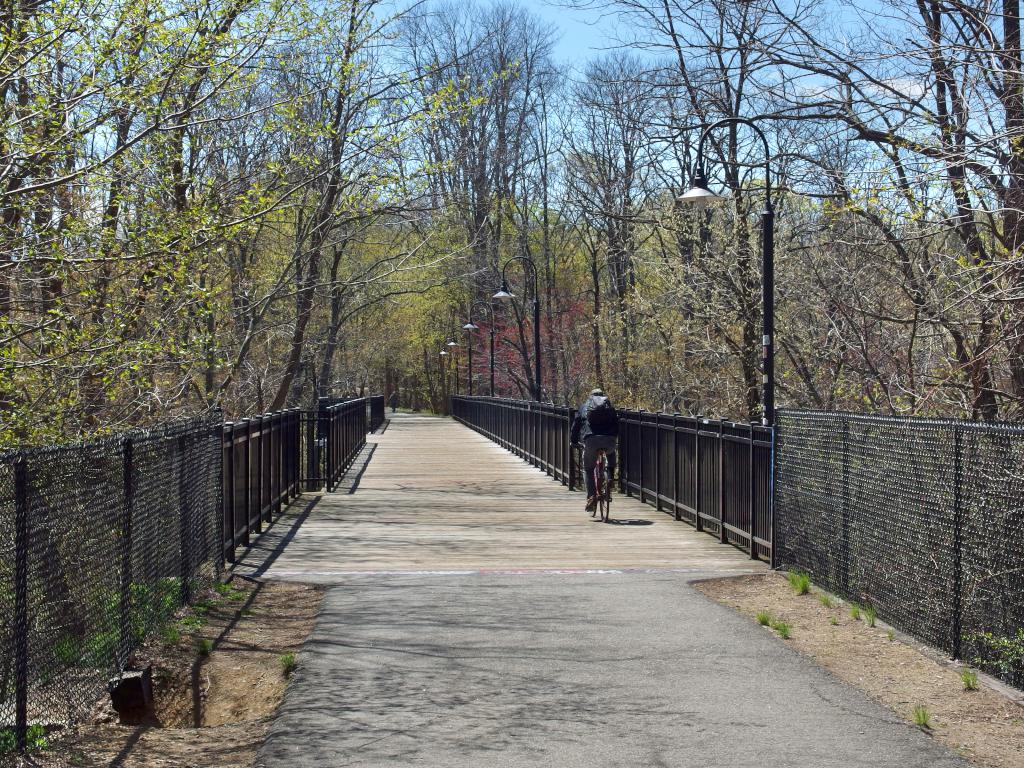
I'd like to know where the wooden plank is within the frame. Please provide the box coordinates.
[237,413,767,578]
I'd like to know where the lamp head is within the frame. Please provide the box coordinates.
[440,350,448,356]
[678,167,722,208]
[493,279,514,301]
[463,322,479,331]
[446,339,457,347]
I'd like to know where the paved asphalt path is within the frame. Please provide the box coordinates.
[256,571,966,768]
[250,415,967,767]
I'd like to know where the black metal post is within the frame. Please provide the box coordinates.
[178,435,192,605]
[489,327,495,396]
[686,117,775,426]
[467,337,473,396]
[118,439,135,671]
[496,256,542,401]
[14,453,28,751]
[762,207,775,426]
[952,425,963,659]
[533,294,542,400]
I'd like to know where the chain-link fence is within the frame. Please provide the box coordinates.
[776,410,1024,689]
[0,415,222,746]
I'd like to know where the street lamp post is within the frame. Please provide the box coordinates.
[444,340,459,395]
[463,301,495,397]
[679,117,775,426]
[493,255,542,401]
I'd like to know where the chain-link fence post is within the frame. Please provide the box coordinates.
[840,416,850,594]
[177,434,191,605]
[14,452,29,752]
[952,425,963,659]
[118,438,135,672]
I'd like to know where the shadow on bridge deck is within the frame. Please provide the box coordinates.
[234,411,765,580]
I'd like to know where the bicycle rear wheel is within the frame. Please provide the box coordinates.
[600,461,611,522]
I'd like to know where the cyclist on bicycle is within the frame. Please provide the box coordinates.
[570,388,619,513]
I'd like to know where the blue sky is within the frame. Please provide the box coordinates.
[523,1,616,66]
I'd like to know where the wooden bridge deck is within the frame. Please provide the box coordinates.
[236,412,765,578]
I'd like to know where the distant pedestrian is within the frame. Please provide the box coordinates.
[389,391,399,413]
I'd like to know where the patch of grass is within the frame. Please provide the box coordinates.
[850,604,861,621]
[771,620,792,639]
[961,669,979,691]
[226,589,246,601]
[213,581,233,596]
[966,629,1024,682]
[863,605,877,628]
[179,614,205,631]
[887,629,894,641]
[191,600,212,616]
[913,704,932,729]
[830,617,839,626]
[756,610,772,626]
[197,638,213,656]
[818,594,834,608]
[54,635,80,665]
[161,625,181,645]
[787,571,811,596]
[279,652,297,677]
[241,608,254,617]
[0,724,48,754]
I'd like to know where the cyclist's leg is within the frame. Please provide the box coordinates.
[606,446,617,490]
[582,438,599,504]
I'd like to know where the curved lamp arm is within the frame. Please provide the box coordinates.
[694,117,773,211]
[496,255,539,300]
[466,299,494,328]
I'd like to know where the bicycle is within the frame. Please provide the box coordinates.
[591,449,612,523]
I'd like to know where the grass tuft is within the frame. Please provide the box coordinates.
[961,669,979,691]
[788,571,811,596]
[0,724,47,754]
[887,629,894,641]
[771,620,792,639]
[830,617,839,626]
[161,625,181,645]
[913,704,932,729]
[280,652,297,677]
[756,610,772,626]
[197,638,213,656]
[818,594,834,608]
[179,615,204,631]
[850,604,862,621]
[863,605,877,627]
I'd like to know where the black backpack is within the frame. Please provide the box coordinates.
[586,396,617,431]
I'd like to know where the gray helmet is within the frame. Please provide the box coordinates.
[591,388,605,396]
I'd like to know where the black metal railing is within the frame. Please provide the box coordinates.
[451,396,774,562]
[222,409,303,561]
[1,396,379,751]
[324,399,368,491]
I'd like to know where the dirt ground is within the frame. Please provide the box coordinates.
[19,577,322,768]
[697,572,1024,768]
